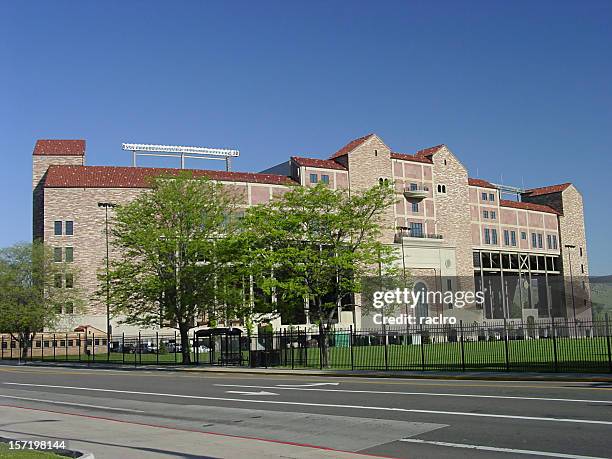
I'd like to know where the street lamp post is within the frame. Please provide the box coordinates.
[564,244,577,333]
[98,202,116,350]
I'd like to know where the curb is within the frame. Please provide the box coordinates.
[3,360,611,382]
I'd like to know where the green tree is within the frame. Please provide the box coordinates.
[0,242,81,360]
[103,172,244,364]
[241,183,398,367]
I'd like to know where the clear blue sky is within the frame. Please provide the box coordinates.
[1,1,610,274]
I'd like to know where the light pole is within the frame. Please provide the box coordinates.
[98,202,116,349]
[564,244,577,330]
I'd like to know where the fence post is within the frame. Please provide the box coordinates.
[605,314,612,373]
[174,330,177,364]
[138,331,141,366]
[77,333,81,362]
[503,319,509,371]
[419,323,425,371]
[552,317,558,372]
[319,330,323,370]
[384,326,389,371]
[122,332,125,365]
[65,333,69,361]
[92,333,95,362]
[1,335,4,360]
[156,331,159,366]
[350,325,354,371]
[53,333,56,361]
[459,320,466,372]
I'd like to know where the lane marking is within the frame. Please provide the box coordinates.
[5,382,612,426]
[225,390,278,396]
[0,394,145,413]
[1,366,610,390]
[277,382,340,387]
[399,438,606,459]
[215,384,612,404]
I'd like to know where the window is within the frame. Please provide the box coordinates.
[491,211,496,220]
[489,193,495,201]
[552,235,557,250]
[504,230,510,246]
[54,274,62,288]
[581,264,584,274]
[579,247,583,257]
[53,247,62,262]
[54,304,63,314]
[481,192,488,201]
[321,174,329,184]
[491,228,498,245]
[412,202,419,213]
[438,184,447,194]
[484,228,491,244]
[410,183,418,191]
[65,247,73,263]
[379,177,390,187]
[547,235,552,249]
[532,233,537,248]
[310,173,318,184]
[54,221,62,235]
[65,221,74,236]
[537,233,543,249]
[521,231,527,240]
[511,231,517,247]
[483,210,489,219]
[65,273,74,289]
[409,222,423,237]
[374,149,378,157]
[65,302,74,314]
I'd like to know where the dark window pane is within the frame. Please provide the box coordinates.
[65,221,73,235]
[54,221,62,235]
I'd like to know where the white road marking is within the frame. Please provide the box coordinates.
[399,438,606,459]
[4,382,612,426]
[0,394,145,413]
[225,391,278,396]
[214,384,612,404]
[277,382,340,387]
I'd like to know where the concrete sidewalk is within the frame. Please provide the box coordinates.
[3,360,611,382]
[0,405,393,459]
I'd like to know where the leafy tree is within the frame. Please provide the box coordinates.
[103,172,244,364]
[241,183,398,366]
[0,242,81,359]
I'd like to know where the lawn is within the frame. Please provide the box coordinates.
[0,443,66,459]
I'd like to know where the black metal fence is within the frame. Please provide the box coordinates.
[2,317,611,373]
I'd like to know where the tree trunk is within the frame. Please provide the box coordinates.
[179,324,191,365]
[318,322,330,368]
[19,332,33,361]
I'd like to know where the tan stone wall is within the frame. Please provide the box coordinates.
[430,147,474,294]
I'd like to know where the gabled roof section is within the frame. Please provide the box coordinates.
[500,199,560,215]
[33,140,85,156]
[468,178,496,189]
[44,165,296,188]
[329,133,374,159]
[390,152,433,164]
[414,144,445,159]
[522,183,572,197]
[291,156,347,171]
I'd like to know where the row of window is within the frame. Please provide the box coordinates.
[54,247,73,263]
[481,192,496,202]
[1,338,107,349]
[310,173,330,184]
[54,220,74,236]
[482,210,497,220]
[54,273,74,289]
[486,229,558,250]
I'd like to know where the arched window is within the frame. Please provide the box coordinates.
[441,185,446,193]
[437,184,442,193]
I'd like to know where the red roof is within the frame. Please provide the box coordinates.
[500,199,559,215]
[523,183,572,197]
[33,140,85,156]
[468,178,497,189]
[291,156,346,170]
[390,152,433,164]
[414,144,445,159]
[329,134,374,159]
[44,165,296,188]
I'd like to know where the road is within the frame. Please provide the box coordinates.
[0,365,611,458]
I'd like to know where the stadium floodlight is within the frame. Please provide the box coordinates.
[121,143,240,171]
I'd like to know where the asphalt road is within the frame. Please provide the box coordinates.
[0,365,611,458]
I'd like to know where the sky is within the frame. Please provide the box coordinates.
[1,1,611,274]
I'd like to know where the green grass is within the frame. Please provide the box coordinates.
[0,443,66,459]
[4,337,611,372]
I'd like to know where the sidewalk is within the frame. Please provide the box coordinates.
[0,405,393,459]
[2,360,611,382]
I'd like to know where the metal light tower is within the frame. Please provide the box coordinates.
[121,143,240,171]
[98,202,117,350]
